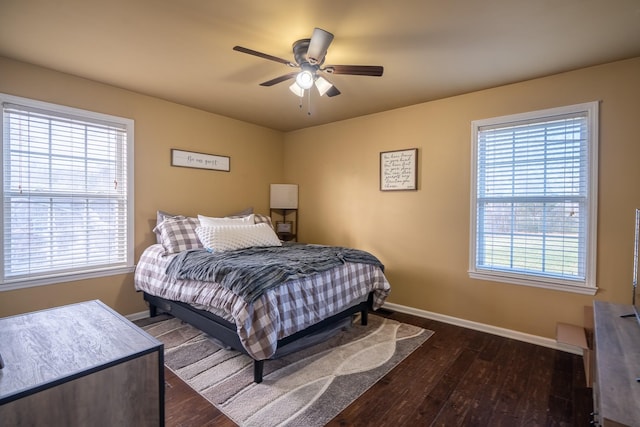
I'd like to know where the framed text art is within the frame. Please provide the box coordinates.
[171,149,230,172]
[380,148,418,191]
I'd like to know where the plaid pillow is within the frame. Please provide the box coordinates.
[227,207,254,217]
[198,213,254,226]
[253,213,274,229]
[154,210,179,243]
[153,216,202,255]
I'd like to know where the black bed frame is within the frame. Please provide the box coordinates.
[143,292,372,383]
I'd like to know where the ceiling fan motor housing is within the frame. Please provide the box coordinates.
[293,39,320,67]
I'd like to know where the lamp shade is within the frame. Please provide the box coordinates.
[270,184,298,209]
[289,82,305,97]
[315,76,333,96]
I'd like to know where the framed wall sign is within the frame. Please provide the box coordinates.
[171,149,230,172]
[380,148,418,191]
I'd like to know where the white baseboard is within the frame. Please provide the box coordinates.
[127,302,582,356]
[382,302,583,356]
[126,310,150,322]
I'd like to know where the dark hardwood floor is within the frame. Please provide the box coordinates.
[162,310,593,426]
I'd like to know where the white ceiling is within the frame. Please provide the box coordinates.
[1,0,639,132]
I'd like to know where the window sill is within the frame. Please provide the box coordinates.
[468,271,598,296]
[0,266,136,292]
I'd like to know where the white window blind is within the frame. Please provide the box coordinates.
[470,102,598,293]
[1,95,134,289]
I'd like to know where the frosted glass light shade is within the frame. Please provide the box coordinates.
[270,184,298,209]
[295,70,314,89]
[289,82,305,97]
[315,76,333,96]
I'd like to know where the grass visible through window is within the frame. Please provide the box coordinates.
[480,234,580,277]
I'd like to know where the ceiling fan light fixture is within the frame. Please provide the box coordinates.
[315,76,333,96]
[295,70,314,90]
[289,82,305,97]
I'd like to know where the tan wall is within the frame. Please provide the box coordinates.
[0,57,284,317]
[284,57,640,340]
[2,55,639,342]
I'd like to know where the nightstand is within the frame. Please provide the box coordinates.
[270,208,298,241]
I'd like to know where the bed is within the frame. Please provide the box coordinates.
[134,211,391,383]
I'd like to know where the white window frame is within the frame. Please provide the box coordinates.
[0,94,135,291]
[469,102,598,295]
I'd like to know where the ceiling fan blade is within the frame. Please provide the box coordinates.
[259,72,298,86]
[326,86,341,97]
[233,46,296,67]
[306,28,334,64]
[325,65,384,76]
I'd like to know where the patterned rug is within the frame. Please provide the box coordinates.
[141,313,432,427]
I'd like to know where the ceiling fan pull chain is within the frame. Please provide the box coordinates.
[307,89,312,116]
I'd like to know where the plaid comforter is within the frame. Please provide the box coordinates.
[134,244,390,360]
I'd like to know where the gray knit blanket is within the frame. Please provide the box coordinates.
[165,243,384,303]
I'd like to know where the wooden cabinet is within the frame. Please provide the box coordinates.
[592,301,640,426]
[0,300,164,426]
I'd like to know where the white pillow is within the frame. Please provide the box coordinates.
[197,213,255,226]
[196,223,282,252]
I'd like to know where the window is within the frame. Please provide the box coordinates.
[1,94,134,290]
[469,102,598,294]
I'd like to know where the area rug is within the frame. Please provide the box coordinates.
[141,314,432,427]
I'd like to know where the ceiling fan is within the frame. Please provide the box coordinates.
[233,28,383,98]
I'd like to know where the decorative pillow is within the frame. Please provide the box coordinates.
[227,207,254,217]
[156,210,174,223]
[198,213,255,227]
[153,216,202,254]
[155,210,181,243]
[196,223,282,252]
[253,213,274,229]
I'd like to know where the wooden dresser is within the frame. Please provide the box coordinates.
[0,300,164,426]
[593,301,640,426]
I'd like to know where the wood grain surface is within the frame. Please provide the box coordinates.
[593,301,640,426]
[0,300,163,426]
